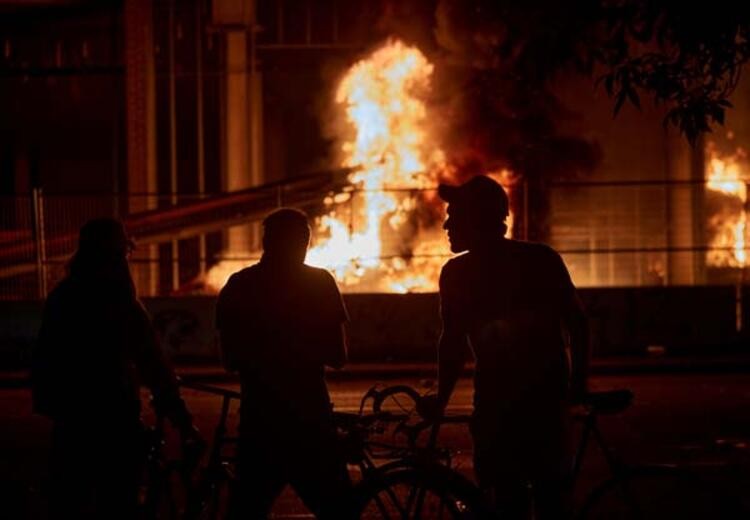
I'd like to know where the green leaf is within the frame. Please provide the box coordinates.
[713,107,725,125]
[613,89,627,115]
[626,87,641,109]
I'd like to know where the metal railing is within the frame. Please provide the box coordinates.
[547,178,740,288]
[0,171,351,299]
[0,178,747,299]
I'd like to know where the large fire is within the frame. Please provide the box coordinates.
[205,39,513,293]
[705,142,748,268]
[305,39,450,293]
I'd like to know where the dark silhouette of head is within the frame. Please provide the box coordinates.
[438,175,509,253]
[262,208,311,265]
[68,218,135,294]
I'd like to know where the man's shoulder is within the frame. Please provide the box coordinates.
[439,253,471,291]
[441,252,469,273]
[47,278,70,299]
[510,239,561,262]
[301,264,337,284]
[224,264,262,287]
[217,266,263,311]
[44,277,78,309]
[510,241,572,284]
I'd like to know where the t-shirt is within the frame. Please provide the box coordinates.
[216,261,348,429]
[439,238,576,412]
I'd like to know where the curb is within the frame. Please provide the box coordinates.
[5,356,750,389]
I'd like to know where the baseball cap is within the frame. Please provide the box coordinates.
[438,175,509,222]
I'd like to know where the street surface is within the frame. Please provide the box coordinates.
[2,372,750,517]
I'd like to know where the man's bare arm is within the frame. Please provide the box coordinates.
[320,322,348,369]
[317,273,349,369]
[436,324,470,410]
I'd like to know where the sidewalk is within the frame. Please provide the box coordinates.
[180,354,750,382]
[5,354,750,388]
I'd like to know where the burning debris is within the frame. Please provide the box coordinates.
[306,39,451,293]
[205,38,515,294]
[706,141,749,268]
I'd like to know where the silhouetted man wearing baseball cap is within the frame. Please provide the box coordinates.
[420,175,588,519]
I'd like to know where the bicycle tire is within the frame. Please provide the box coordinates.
[351,466,491,519]
[184,468,232,520]
[371,386,423,415]
[578,464,744,520]
[139,466,181,520]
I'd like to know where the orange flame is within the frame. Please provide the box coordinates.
[306,39,452,293]
[706,143,747,267]
[205,39,514,293]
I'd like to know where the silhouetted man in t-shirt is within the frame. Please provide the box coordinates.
[420,176,589,519]
[216,208,350,519]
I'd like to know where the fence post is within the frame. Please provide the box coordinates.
[738,183,750,333]
[195,0,206,277]
[31,187,47,299]
[168,0,179,293]
[522,178,529,241]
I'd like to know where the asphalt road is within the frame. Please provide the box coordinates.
[3,372,750,518]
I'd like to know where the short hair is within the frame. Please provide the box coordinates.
[438,175,509,235]
[262,208,311,252]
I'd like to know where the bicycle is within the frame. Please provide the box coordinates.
[139,411,205,520]
[178,381,239,520]
[174,380,426,519]
[350,386,747,519]
[136,380,234,520]
[346,384,487,519]
[153,380,483,519]
[143,381,743,519]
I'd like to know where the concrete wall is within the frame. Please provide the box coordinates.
[0,288,745,368]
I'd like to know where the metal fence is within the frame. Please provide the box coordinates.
[0,190,220,300]
[0,179,747,299]
[548,179,739,288]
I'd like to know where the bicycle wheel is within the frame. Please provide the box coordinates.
[352,466,490,519]
[579,465,744,520]
[184,468,232,520]
[369,385,423,416]
[139,467,181,520]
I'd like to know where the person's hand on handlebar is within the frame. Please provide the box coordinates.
[416,394,446,423]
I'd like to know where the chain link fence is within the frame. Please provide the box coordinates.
[0,179,746,299]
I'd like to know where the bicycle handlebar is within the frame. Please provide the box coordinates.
[403,414,472,449]
[176,380,632,452]
[333,410,416,431]
[179,379,241,399]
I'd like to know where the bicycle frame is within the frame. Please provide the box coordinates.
[179,381,239,519]
[570,408,630,487]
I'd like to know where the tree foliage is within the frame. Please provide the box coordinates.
[436,0,750,143]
